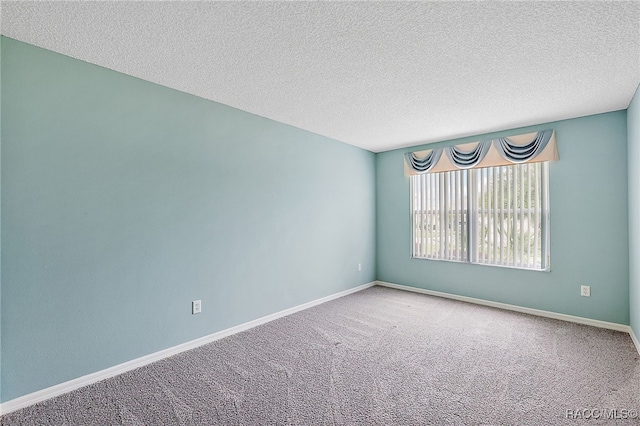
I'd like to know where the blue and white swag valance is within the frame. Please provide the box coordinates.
[404,130,558,176]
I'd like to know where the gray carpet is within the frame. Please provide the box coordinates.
[2,286,639,425]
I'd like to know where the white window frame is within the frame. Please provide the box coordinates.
[410,162,550,271]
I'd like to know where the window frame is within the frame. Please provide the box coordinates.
[410,162,551,272]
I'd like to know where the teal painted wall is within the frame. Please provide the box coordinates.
[629,84,640,337]
[377,112,629,324]
[0,37,376,402]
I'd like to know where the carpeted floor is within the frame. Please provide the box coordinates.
[2,286,639,425]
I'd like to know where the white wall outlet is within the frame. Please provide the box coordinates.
[357,263,362,272]
[580,286,591,297]
[192,300,202,314]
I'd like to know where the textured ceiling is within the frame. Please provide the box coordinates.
[1,1,639,152]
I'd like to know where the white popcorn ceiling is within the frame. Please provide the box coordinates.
[1,1,639,152]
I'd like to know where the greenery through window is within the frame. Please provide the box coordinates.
[410,162,550,271]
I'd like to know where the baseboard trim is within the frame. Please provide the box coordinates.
[0,281,375,416]
[630,328,640,357]
[376,281,631,333]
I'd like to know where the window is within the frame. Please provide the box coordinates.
[411,162,550,271]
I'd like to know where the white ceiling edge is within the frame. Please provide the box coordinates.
[1,1,639,153]
[387,106,631,153]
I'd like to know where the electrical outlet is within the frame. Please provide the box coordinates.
[580,286,590,297]
[357,263,362,272]
[192,300,202,314]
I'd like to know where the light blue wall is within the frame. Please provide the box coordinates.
[0,37,376,402]
[377,112,629,324]
[629,84,640,337]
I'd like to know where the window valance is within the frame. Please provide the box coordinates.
[404,129,558,176]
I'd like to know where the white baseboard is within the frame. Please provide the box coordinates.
[630,328,640,357]
[0,281,375,416]
[376,281,631,333]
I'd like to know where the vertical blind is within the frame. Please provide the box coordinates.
[411,170,468,262]
[411,162,549,270]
